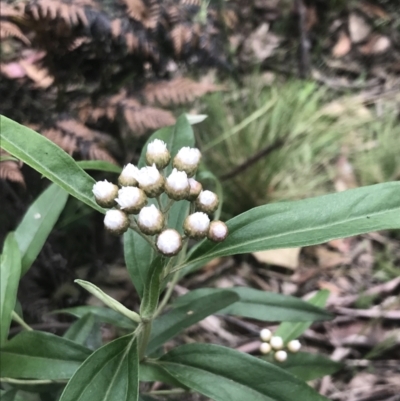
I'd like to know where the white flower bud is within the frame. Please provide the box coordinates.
[136,164,164,197]
[173,147,201,177]
[260,328,272,342]
[274,350,288,363]
[146,139,171,169]
[104,209,129,235]
[207,220,228,242]
[270,336,284,350]
[156,229,182,256]
[115,186,147,214]
[196,190,219,214]
[137,204,164,235]
[259,342,272,355]
[287,339,301,353]
[92,180,118,208]
[118,164,139,187]
[165,168,190,200]
[187,178,202,201]
[183,212,210,239]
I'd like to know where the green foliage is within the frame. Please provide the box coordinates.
[198,80,370,215]
[2,115,400,401]
[0,233,21,346]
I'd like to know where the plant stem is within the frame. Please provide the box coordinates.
[129,221,158,252]
[138,320,152,361]
[12,311,33,331]
[154,270,180,318]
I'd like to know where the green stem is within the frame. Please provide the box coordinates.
[138,320,152,361]
[154,270,180,318]
[129,221,158,252]
[12,311,33,331]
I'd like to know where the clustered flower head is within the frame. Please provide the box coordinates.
[92,139,228,257]
[259,328,302,363]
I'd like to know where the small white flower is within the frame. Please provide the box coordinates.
[92,180,118,208]
[165,168,190,200]
[146,139,170,169]
[207,220,228,242]
[287,339,301,353]
[259,342,272,355]
[115,186,147,214]
[270,336,284,350]
[187,178,202,201]
[260,328,272,343]
[136,164,164,197]
[274,350,288,363]
[104,209,129,235]
[183,212,210,239]
[156,229,182,256]
[137,204,164,235]
[118,164,139,187]
[173,147,201,177]
[196,190,219,214]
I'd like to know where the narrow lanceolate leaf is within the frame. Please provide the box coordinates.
[269,352,343,381]
[140,362,185,388]
[77,160,122,173]
[0,116,103,213]
[124,229,154,299]
[0,233,21,345]
[0,331,91,380]
[147,291,240,355]
[59,335,139,401]
[15,184,68,275]
[172,288,332,322]
[63,313,97,346]
[53,306,136,330]
[275,290,330,342]
[158,344,329,401]
[180,182,400,272]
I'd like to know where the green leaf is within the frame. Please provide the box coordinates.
[158,344,329,401]
[275,290,330,342]
[52,306,136,330]
[182,182,400,272]
[269,352,343,381]
[63,313,97,347]
[0,331,91,379]
[59,334,139,401]
[14,184,68,275]
[0,389,18,401]
[74,279,141,323]
[147,290,239,355]
[196,168,223,220]
[0,233,21,345]
[0,116,103,213]
[140,257,165,319]
[77,160,121,173]
[140,362,185,387]
[172,288,332,322]
[124,229,154,299]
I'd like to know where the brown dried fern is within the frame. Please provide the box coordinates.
[27,0,89,26]
[43,119,118,164]
[121,0,147,22]
[143,77,221,106]
[0,21,30,45]
[121,98,175,134]
[0,151,25,187]
[171,23,200,56]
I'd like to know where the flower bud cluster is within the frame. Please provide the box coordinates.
[92,139,228,257]
[259,329,301,362]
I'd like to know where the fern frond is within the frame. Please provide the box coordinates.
[143,77,221,106]
[181,0,202,6]
[121,99,176,134]
[26,0,88,27]
[0,151,25,186]
[121,0,147,22]
[19,59,54,88]
[171,23,199,56]
[0,21,30,45]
